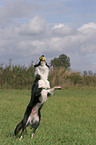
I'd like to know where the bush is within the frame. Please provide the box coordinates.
[0,63,35,89]
[67,72,83,85]
[0,63,96,89]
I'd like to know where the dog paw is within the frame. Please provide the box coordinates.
[19,135,23,141]
[54,86,61,90]
[31,133,34,138]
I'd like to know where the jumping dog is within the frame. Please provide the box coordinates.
[14,74,61,140]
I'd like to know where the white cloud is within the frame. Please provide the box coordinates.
[52,24,65,29]
[78,22,96,32]
[0,0,38,27]
[52,24,76,35]
[0,0,34,18]
[18,40,45,56]
[77,23,96,55]
[0,15,96,72]
[19,16,46,35]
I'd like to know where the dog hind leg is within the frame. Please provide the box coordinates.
[31,113,40,138]
[19,114,30,140]
[19,124,27,140]
[31,121,40,138]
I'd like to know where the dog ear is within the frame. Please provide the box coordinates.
[34,62,41,68]
[46,62,49,68]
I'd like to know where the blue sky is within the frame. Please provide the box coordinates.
[0,0,96,72]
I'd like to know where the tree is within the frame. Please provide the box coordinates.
[50,54,71,69]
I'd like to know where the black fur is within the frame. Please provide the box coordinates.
[14,74,43,138]
[14,73,61,139]
[34,61,49,68]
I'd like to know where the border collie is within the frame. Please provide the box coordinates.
[14,74,61,140]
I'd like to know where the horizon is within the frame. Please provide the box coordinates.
[0,0,96,73]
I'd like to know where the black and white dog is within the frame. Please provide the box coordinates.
[14,56,61,140]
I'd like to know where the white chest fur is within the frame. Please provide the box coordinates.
[39,89,48,104]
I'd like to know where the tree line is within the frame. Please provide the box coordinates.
[0,54,96,89]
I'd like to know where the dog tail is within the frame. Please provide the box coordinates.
[14,120,23,136]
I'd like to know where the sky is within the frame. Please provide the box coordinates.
[0,0,96,73]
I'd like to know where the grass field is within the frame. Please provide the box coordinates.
[0,88,96,145]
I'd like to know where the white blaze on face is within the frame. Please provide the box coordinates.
[40,61,46,66]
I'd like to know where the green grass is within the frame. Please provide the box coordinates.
[0,89,96,145]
